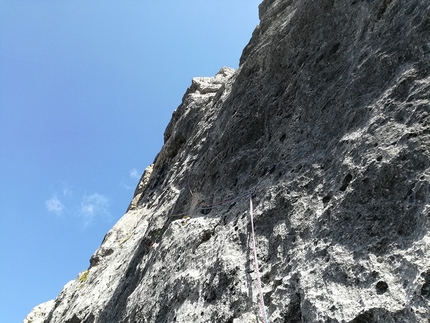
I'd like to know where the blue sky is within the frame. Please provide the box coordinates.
[0,1,260,321]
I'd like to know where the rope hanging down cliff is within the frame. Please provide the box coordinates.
[250,194,269,323]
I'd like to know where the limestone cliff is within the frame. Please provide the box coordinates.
[25,0,430,322]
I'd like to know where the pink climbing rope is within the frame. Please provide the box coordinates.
[249,195,268,323]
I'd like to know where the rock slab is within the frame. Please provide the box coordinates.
[25,0,430,322]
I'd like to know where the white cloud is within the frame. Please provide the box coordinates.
[59,181,73,197]
[80,193,110,226]
[129,168,140,180]
[62,186,72,197]
[121,183,135,190]
[45,196,65,215]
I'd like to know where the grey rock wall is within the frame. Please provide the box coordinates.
[25,0,430,322]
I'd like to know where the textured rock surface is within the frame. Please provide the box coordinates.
[24,300,55,323]
[26,0,430,322]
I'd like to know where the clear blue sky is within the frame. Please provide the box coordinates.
[0,1,260,321]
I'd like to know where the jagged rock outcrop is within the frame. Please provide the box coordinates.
[24,300,55,323]
[25,0,430,322]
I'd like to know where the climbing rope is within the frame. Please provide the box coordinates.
[250,194,269,323]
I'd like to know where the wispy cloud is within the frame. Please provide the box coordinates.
[121,183,135,190]
[45,195,65,215]
[46,183,111,227]
[58,181,73,197]
[80,193,110,226]
[62,186,72,197]
[129,168,140,180]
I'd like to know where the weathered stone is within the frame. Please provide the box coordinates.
[23,300,55,323]
[25,0,430,322]
[127,164,154,211]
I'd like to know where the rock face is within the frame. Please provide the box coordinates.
[26,0,430,322]
[23,300,55,323]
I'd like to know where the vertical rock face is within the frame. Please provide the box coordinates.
[25,0,430,322]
